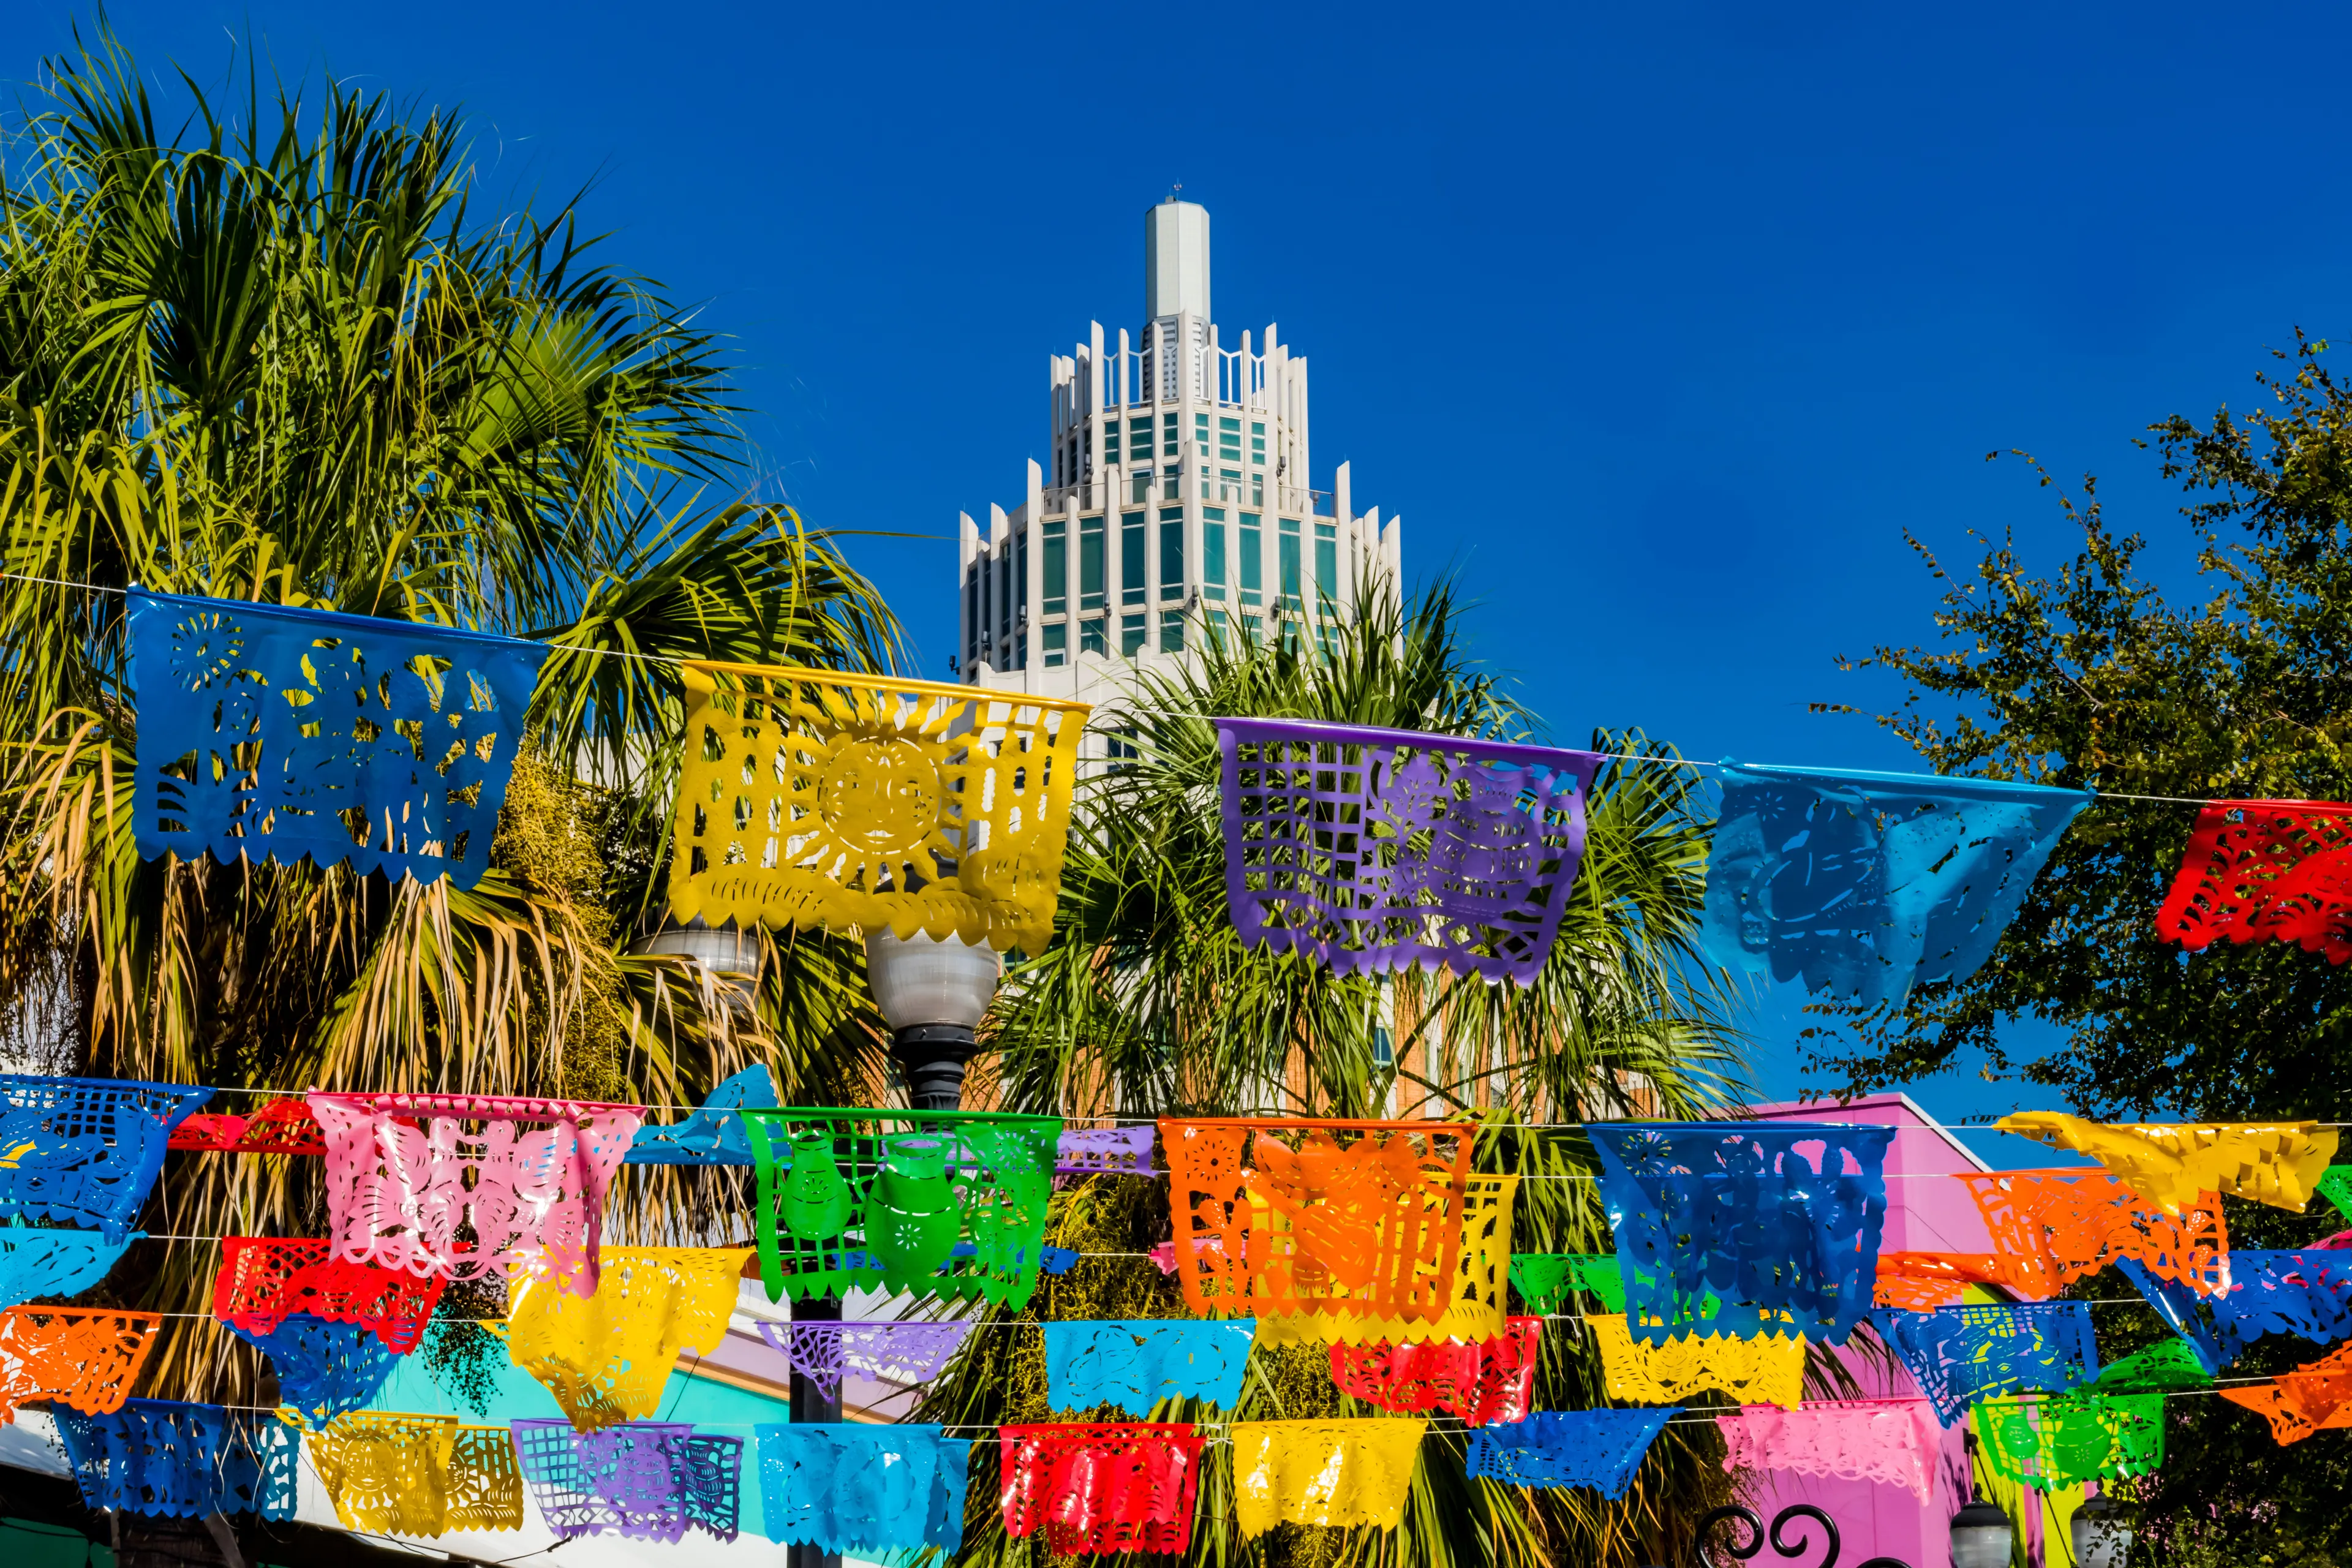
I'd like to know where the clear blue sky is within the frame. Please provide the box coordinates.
[29,1,2342,1145]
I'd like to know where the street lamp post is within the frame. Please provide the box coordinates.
[783,931,1001,1568]
[864,930,1003,1111]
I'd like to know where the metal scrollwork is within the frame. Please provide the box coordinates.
[1682,1504,1914,1568]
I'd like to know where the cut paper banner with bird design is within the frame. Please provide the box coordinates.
[1215,718,1604,983]
[127,589,546,888]
[1702,763,2089,1005]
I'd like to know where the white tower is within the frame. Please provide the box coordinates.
[956,199,1402,729]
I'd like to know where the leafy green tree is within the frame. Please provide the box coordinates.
[0,30,896,1409]
[1808,333,2352,1564]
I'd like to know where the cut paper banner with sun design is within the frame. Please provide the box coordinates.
[665,662,1090,954]
[307,1412,525,1536]
[2154,800,2352,961]
[128,589,547,888]
[1701,763,2090,1006]
[1215,718,1603,983]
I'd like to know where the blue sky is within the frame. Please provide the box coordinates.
[28,0,2343,1144]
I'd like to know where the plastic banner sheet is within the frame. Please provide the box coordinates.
[1959,1166,2230,1296]
[1159,1118,1475,1336]
[168,1098,324,1153]
[309,1092,643,1297]
[1997,1114,2339,1214]
[1329,1317,1540,1426]
[1972,1390,2165,1487]
[1873,1303,2103,1425]
[739,1108,1060,1306]
[2119,1249,2352,1373]
[1230,1419,1426,1537]
[1589,1120,1893,1345]
[511,1419,742,1544]
[225,1316,399,1429]
[756,1319,978,1401]
[0,1074,212,1240]
[2319,1164,2352,1222]
[1716,1400,1942,1502]
[625,1067,777,1166]
[1215,718,1602,982]
[211,1237,447,1354]
[666,663,1089,953]
[998,1423,1206,1556]
[1589,1314,1805,1408]
[1058,1125,1158,1177]
[1465,1408,1676,1498]
[1873,1251,2019,1312]
[0,1227,134,1311]
[127,589,545,887]
[55,1399,299,1519]
[0,1306,159,1423]
[1044,1319,1254,1414]
[2154,800,2352,960]
[2218,1342,2352,1444]
[756,1422,968,1553]
[1701,763,2089,1005]
[308,1412,524,1534]
[1253,1174,1518,1348]
[2092,1340,2211,1392]
[505,1248,750,1431]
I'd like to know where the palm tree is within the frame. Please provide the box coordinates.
[930,583,1752,1568]
[0,31,897,1408]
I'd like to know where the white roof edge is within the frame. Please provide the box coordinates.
[1885,1089,1998,1173]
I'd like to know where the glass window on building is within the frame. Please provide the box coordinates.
[1121,613,1146,657]
[1202,510,1226,600]
[1080,616,1106,655]
[1104,426,1120,462]
[1161,412,1179,455]
[1104,729,1140,774]
[1208,608,1229,644]
[1131,469,1152,504]
[1314,521,1337,608]
[1279,516,1302,610]
[1242,614,1261,642]
[1121,513,1146,606]
[1043,621,1066,668]
[1044,519,1069,616]
[1080,516,1105,612]
[1251,420,1266,464]
[1239,512,1262,606]
[1159,610,1184,653]
[1159,507,1184,600]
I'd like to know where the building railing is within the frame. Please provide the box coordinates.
[1037,478,1333,515]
